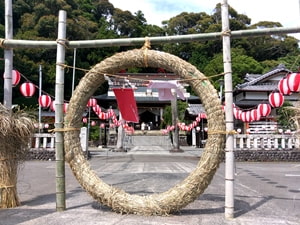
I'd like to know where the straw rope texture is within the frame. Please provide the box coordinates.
[0,103,35,208]
[64,49,225,215]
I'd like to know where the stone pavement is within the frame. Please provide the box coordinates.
[0,145,299,225]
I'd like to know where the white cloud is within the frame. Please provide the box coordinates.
[109,0,300,39]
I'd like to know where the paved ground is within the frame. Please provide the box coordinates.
[0,145,300,225]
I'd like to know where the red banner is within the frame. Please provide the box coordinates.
[112,88,139,123]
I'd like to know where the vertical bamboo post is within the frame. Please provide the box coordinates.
[38,65,42,133]
[55,10,67,212]
[72,48,77,94]
[221,0,235,219]
[3,0,13,109]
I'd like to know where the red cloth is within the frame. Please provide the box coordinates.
[112,88,139,123]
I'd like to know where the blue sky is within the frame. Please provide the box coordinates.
[109,0,300,39]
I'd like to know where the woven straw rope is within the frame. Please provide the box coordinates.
[64,49,225,215]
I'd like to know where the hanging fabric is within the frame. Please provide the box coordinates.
[147,80,186,101]
[112,88,139,123]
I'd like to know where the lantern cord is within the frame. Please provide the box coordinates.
[55,62,226,85]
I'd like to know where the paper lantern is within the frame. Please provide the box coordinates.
[12,70,21,86]
[50,100,56,111]
[278,78,291,95]
[250,109,261,121]
[87,98,97,107]
[39,95,52,108]
[233,107,242,120]
[287,72,300,92]
[82,117,88,123]
[200,113,207,119]
[269,92,284,108]
[240,111,251,122]
[63,103,69,113]
[91,121,96,126]
[93,104,101,114]
[20,82,36,97]
[257,103,271,117]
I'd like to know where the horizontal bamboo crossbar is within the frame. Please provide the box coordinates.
[1,26,300,49]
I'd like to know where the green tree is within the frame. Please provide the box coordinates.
[162,101,189,128]
[277,101,296,130]
[203,48,264,88]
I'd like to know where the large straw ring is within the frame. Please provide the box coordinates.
[64,49,225,215]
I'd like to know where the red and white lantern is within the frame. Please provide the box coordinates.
[257,103,271,117]
[63,103,69,113]
[38,95,52,108]
[12,70,21,86]
[50,100,56,111]
[269,92,284,108]
[87,98,97,107]
[241,111,251,122]
[250,109,261,121]
[233,107,242,120]
[3,69,21,87]
[278,78,291,95]
[287,72,300,92]
[93,104,101,115]
[20,82,36,97]
[200,113,207,119]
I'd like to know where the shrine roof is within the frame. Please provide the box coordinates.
[235,64,291,90]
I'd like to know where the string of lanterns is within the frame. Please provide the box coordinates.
[83,98,134,133]
[233,72,300,122]
[7,69,299,134]
[162,112,207,134]
[4,69,58,108]
[162,72,300,134]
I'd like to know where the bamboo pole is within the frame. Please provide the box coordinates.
[3,0,13,109]
[221,0,235,219]
[55,10,67,212]
[1,26,300,49]
[38,65,42,133]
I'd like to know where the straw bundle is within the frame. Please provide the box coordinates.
[64,48,225,215]
[0,104,35,208]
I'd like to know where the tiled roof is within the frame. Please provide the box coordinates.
[235,64,291,90]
